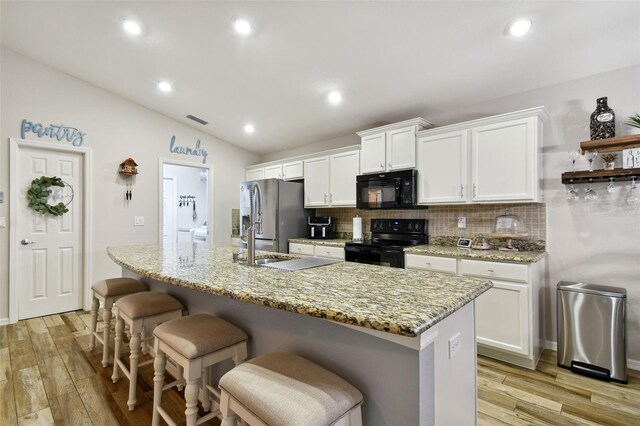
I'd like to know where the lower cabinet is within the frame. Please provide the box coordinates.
[289,242,345,260]
[406,254,543,369]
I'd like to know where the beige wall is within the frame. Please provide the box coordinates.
[0,49,259,320]
[259,65,640,360]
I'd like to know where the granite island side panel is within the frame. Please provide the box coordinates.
[107,244,491,337]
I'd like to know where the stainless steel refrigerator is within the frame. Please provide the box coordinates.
[240,179,311,253]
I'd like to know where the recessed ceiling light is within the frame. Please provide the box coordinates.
[234,18,252,35]
[509,19,532,37]
[158,81,173,93]
[327,91,343,105]
[244,123,255,134]
[123,20,142,36]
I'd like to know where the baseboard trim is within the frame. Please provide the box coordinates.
[544,340,640,373]
[0,318,9,326]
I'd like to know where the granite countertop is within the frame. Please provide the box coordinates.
[288,238,351,247]
[404,245,546,264]
[107,244,491,337]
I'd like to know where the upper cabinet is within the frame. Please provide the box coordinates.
[304,150,360,208]
[416,107,548,205]
[358,118,432,174]
[264,164,283,179]
[282,160,304,180]
[246,167,265,181]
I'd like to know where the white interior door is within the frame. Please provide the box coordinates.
[163,176,177,244]
[16,146,84,319]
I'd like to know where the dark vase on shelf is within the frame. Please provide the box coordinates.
[590,97,615,140]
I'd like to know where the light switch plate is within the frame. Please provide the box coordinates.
[134,216,145,226]
[0,217,6,228]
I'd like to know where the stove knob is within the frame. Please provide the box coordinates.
[415,222,422,230]
[408,222,414,231]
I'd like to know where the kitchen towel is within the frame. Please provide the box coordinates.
[353,215,363,241]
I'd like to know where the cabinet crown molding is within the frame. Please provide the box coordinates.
[417,107,548,137]
[357,117,433,137]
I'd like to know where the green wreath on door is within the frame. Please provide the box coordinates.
[27,176,70,216]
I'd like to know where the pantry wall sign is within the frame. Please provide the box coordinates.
[169,135,209,164]
[21,118,86,146]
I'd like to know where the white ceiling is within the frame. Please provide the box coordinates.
[1,1,639,155]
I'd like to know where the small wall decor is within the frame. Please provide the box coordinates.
[169,136,209,164]
[119,158,139,176]
[27,176,74,216]
[590,97,615,140]
[21,119,86,146]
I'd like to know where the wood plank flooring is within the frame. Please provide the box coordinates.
[1,311,639,425]
[0,310,218,426]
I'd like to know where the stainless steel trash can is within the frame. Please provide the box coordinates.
[557,281,627,383]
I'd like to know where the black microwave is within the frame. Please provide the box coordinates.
[356,169,417,209]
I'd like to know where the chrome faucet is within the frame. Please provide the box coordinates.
[246,182,262,265]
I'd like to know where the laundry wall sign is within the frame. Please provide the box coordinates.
[169,136,209,164]
[21,119,86,146]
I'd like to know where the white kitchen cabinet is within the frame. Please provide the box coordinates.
[417,130,469,204]
[358,118,432,174]
[475,279,530,356]
[360,133,386,174]
[282,160,304,180]
[471,117,539,202]
[405,254,544,369]
[304,156,330,207]
[329,150,360,206]
[289,242,345,260]
[246,167,265,181]
[264,164,283,179]
[304,150,360,208]
[416,107,547,205]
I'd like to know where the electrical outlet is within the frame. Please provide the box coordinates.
[457,216,466,229]
[448,332,461,359]
[134,216,145,226]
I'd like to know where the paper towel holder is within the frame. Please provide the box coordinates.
[352,214,363,242]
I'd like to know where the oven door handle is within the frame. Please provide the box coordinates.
[346,247,398,255]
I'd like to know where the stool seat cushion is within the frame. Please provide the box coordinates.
[91,278,147,297]
[154,314,248,360]
[219,352,363,426]
[115,292,182,319]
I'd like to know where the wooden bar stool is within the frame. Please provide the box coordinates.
[219,352,363,426]
[112,291,184,411]
[152,314,248,426]
[89,277,148,367]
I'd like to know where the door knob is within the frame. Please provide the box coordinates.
[21,239,37,245]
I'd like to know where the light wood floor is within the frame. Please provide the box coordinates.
[1,311,639,425]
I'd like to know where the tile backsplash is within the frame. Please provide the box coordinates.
[317,203,546,246]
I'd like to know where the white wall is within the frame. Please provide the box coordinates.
[0,49,259,320]
[259,65,640,361]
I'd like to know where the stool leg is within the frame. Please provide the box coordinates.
[141,326,149,355]
[184,379,200,426]
[111,314,124,383]
[88,295,99,350]
[101,301,113,367]
[127,332,141,411]
[220,390,236,426]
[201,367,211,412]
[152,349,167,426]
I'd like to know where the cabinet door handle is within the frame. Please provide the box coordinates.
[388,163,393,169]
[425,262,431,265]
[460,184,464,199]
[324,193,327,203]
[473,183,477,198]
[380,163,385,169]
[488,269,495,273]
[329,193,333,203]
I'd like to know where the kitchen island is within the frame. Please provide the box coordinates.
[108,244,492,425]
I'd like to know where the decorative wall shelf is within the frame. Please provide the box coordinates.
[580,134,640,153]
[561,168,640,184]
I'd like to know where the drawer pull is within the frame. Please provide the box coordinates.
[424,262,431,265]
[488,269,495,272]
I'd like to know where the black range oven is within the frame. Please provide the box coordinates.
[345,218,428,268]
